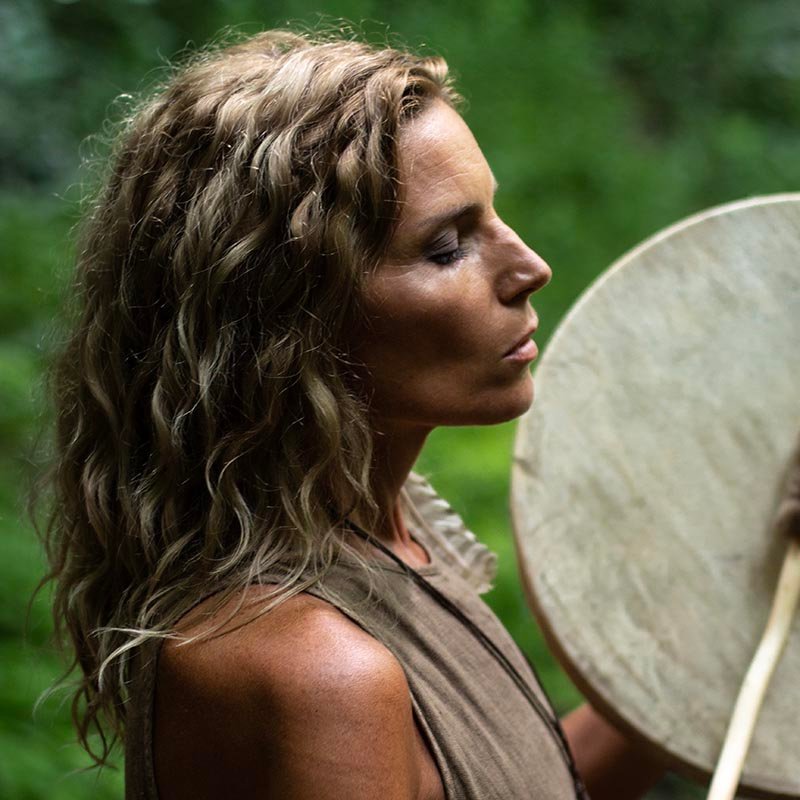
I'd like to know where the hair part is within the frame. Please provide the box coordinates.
[27,25,461,767]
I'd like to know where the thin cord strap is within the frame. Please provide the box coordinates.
[342,517,589,800]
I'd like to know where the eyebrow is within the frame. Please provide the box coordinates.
[412,173,500,234]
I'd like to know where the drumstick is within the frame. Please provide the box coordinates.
[706,537,800,800]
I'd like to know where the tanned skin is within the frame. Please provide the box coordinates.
[153,99,669,799]
[154,586,445,800]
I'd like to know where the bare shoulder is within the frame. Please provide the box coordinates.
[153,585,423,800]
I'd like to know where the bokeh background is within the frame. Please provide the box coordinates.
[3,0,800,797]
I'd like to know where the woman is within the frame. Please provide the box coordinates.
[33,28,799,800]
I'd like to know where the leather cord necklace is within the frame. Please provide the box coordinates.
[341,515,589,800]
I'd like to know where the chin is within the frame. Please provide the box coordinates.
[378,373,535,429]
[479,395,533,425]
[452,375,535,426]
[496,372,535,418]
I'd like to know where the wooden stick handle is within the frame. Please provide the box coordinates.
[706,538,800,800]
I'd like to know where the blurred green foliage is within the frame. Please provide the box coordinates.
[3,0,799,796]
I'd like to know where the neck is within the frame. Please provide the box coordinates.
[348,418,432,551]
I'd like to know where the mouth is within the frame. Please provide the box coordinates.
[503,321,539,358]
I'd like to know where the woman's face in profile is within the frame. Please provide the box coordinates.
[351,99,552,432]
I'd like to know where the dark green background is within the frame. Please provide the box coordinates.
[3,0,799,797]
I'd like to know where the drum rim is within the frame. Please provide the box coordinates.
[510,192,800,798]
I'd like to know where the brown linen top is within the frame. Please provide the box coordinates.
[124,472,579,800]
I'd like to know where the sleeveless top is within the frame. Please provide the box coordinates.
[124,472,579,800]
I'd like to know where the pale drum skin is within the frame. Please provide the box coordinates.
[153,100,669,800]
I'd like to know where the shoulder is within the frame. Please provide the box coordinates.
[153,585,421,799]
[158,585,409,711]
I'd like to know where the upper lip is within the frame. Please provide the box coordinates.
[503,320,538,356]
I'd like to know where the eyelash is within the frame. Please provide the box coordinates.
[429,246,468,266]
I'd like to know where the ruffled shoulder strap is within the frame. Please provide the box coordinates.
[400,471,498,595]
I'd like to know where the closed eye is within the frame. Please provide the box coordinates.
[429,246,469,266]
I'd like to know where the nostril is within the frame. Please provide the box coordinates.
[496,221,552,302]
[499,259,551,305]
[524,244,552,289]
[522,254,551,299]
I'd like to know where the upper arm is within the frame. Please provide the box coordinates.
[264,623,421,799]
[154,590,422,800]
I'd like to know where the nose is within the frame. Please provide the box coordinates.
[494,221,552,305]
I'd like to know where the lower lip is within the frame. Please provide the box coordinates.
[503,338,538,362]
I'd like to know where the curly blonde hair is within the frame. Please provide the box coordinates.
[28,27,461,766]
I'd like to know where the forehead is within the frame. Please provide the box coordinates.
[394,101,496,231]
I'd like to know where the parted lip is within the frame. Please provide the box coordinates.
[503,320,539,357]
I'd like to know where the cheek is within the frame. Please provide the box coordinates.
[351,271,530,426]
[366,279,483,363]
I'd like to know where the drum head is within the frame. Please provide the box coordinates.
[511,194,800,798]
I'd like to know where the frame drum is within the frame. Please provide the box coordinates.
[511,195,800,798]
